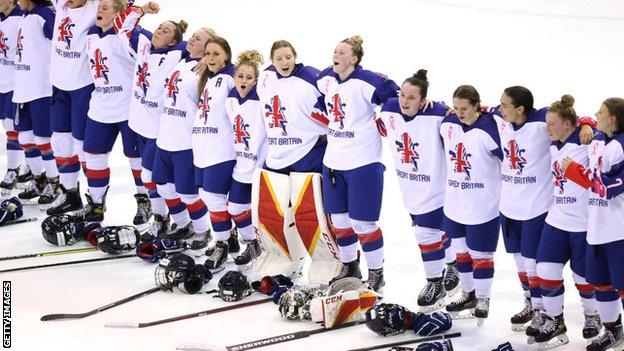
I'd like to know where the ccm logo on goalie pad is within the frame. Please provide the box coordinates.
[321,231,339,260]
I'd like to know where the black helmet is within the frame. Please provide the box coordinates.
[218,270,252,302]
[154,253,195,291]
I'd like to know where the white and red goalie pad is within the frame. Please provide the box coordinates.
[290,172,342,284]
[251,169,342,283]
[310,289,378,328]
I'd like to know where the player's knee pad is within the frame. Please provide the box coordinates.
[141,168,152,184]
[85,152,109,170]
[179,193,200,205]
[572,271,590,285]
[349,219,377,235]
[414,226,443,245]
[450,237,468,253]
[537,262,564,281]
[128,157,141,170]
[469,250,493,260]
[156,182,176,199]
[73,139,85,161]
[199,189,228,211]
[228,201,250,216]
[330,213,350,229]
[51,132,73,157]
[17,129,34,145]
[2,118,14,131]
[524,258,537,276]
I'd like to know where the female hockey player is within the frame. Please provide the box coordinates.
[562,97,624,351]
[532,94,600,349]
[256,40,328,174]
[498,86,594,340]
[68,0,147,223]
[316,35,398,293]
[439,85,502,324]
[378,69,459,311]
[46,0,98,215]
[202,49,267,271]
[0,0,27,196]
[114,1,191,236]
[12,0,58,203]
[150,26,215,253]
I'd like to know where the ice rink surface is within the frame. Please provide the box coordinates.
[1,0,623,350]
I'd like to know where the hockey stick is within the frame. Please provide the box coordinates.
[106,297,273,328]
[0,217,37,227]
[0,246,98,261]
[41,287,161,321]
[345,331,462,351]
[218,321,361,351]
[0,253,137,274]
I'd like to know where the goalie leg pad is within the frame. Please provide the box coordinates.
[251,168,305,278]
[291,172,341,283]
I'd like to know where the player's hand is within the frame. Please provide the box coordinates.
[195,56,209,76]
[142,1,160,14]
[560,157,574,173]
[579,124,594,145]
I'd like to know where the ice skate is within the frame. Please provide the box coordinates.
[417,277,446,313]
[446,290,477,320]
[535,313,569,350]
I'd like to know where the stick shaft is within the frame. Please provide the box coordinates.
[0,247,98,261]
[0,254,137,274]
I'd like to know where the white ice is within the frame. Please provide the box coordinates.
[1,0,623,350]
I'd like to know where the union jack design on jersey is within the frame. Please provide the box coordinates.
[265,95,288,135]
[504,139,527,175]
[197,89,211,124]
[135,62,150,96]
[15,28,23,62]
[233,114,251,150]
[57,17,75,49]
[395,132,420,172]
[90,48,110,84]
[552,160,567,194]
[590,156,607,198]
[0,31,8,58]
[327,94,346,130]
[164,70,182,106]
[450,142,472,180]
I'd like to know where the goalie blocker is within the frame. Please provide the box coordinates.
[251,169,341,283]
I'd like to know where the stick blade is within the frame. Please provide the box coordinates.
[104,320,140,328]
[40,313,85,321]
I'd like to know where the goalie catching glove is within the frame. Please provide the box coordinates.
[137,238,187,263]
[41,215,101,246]
[365,303,452,337]
[93,225,140,255]
[154,253,212,294]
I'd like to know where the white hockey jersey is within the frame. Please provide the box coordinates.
[380,99,448,215]
[225,86,267,184]
[114,7,188,139]
[157,57,199,152]
[50,0,97,91]
[440,113,503,225]
[0,6,23,94]
[85,26,134,123]
[545,128,589,232]
[257,63,328,170]
[499,107,553,220]
[12,5,55,103]
[316,65,398,170]
[192,64,236,168]
[584,133,624,245]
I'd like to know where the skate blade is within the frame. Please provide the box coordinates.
[15,183,29,190]
[0,189,13,197]
[511,323,528,332]
[449,309,476,320]
[20,198,41,205]
[419,300,445,313]
[477,317,487,326]
[537,334,569,350]
[445,285,460,299]
[528,336,536,345]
